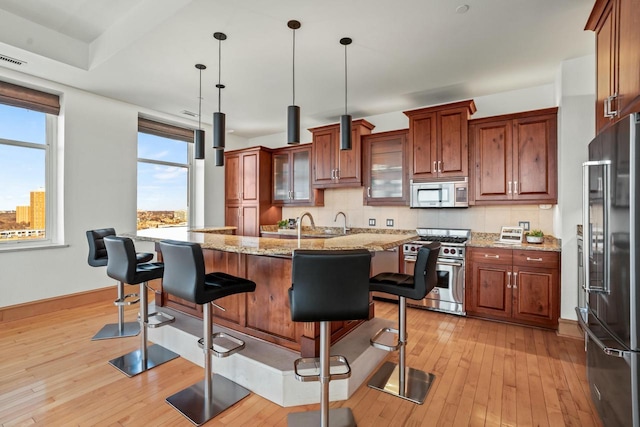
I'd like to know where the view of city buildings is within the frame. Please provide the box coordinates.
[137,209,187,230]
[0,189,46,240]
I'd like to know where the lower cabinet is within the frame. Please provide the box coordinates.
[466,247,560,329]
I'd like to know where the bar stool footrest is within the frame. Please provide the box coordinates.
[370,326,402,352]
[146,311,175,328]
[197,332,246,358]
[114,293,140,306]
[293,355,351,382]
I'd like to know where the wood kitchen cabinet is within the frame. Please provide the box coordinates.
[310,119,375,188]
[404,100,476,180]
[272,144,323,207]
[224,146,281,236]
[469,108,558,205]
[466,247,560,329]
[586,0,640,134]
[362,129,409,206]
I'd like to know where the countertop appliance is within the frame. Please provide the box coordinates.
[409,179,469,208]
[578,112,639,427]
[401,227,470,315]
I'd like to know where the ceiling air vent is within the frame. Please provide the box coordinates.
[181,110,198,117]
[0,54,26,66]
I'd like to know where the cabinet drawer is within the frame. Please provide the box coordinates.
[512,250,559,268]
[468,247,512,264]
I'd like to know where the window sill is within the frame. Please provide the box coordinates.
[0,242,68,253]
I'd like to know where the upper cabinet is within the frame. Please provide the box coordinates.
[469,108,558,205]
[224,146,281,236]
[404,100,476,181]
[272,144,324,206]
[310,119,375,188]
[362,129,409,206]
[586,0,640,133]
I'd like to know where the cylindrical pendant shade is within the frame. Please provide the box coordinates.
[214,148,224,166]
[340,114,352,150]
[213,112,225,149]
[287,105,300,144]
[194,129,205,159]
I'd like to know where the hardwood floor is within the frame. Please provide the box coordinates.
[0,300,601,426]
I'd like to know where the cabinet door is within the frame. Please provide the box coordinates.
[225,153,242,205]
[616,0,640,119]
[410,113,438,180]
[291,148,310,201]
[437,108,468,178]
[225,205,240,231]
[512,265,558,328]
[595,1,616,133]
[471,120,512,202]
[240,205,259,237]
[312,127,336,186]
[241,151,259,203]
[363,130,408,206]
[273,152,290,204]
[336,125,361,184]
[512,114,557,203]
[467,260,512,319]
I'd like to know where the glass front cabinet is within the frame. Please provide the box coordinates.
[273,144,323,206]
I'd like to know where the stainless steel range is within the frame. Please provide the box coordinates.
[402,227,470,315]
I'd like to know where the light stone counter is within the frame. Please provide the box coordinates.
[468,232,561,252]
[133,226,417,256]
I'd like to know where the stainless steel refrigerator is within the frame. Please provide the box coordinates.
[579,112,639,427]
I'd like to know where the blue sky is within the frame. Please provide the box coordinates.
[0,104,188,212]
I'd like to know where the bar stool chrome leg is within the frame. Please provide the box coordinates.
[367,296,435,404]
[91,281,140,340]
[108,281,179,377]
[165,302,251,426]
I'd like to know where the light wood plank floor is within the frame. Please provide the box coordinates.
[0,300,601,426]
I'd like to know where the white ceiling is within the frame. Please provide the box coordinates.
[0,0,595,139]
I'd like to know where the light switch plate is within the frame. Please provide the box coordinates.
[518,221,530,231]
[386,219,394,227]
[369,218,376,226]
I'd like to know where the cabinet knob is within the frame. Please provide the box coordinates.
[433,161,437,173]
[513,272,518,289]
[514,181,518,195]
[367,186,371,198]
[438,161,442,173]
[508,181,512,194]
[507,271,512,288]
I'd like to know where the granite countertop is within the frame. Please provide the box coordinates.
[259,225,417,238]
[468,232,561,252]
[131,226,417,256]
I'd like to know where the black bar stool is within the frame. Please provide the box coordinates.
[288,249,372,427]
[86,228,153,340]
[159,239,256,426]
[103,236,179,377]
[367,242,440,404]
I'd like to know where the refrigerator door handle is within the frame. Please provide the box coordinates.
[575,307,630,359]
[582,160,612,294]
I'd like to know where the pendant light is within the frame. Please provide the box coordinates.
[194,63,206,160]
[213,32,227,166]
[287,20,301,144]
[340,37,352,150]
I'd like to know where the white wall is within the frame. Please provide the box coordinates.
[0,68,235,307]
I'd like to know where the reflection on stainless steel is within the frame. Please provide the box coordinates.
[578,112,639,427]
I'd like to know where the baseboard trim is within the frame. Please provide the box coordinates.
[557,318,583,340]
[0,287,114,323]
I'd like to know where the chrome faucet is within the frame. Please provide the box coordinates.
[297,211,315,241]
[334,211,349,234]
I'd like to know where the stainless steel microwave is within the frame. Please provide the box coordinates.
[410,179,469,208]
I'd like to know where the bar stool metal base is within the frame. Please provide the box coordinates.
[287,407,356,427]
[367,361,435,404]
[91,321,140,340]
[108,343,179,377]
[166,373,250,426]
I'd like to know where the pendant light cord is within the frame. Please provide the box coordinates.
[217,37,222,113]
[198,68,202,130]
[344,43,348,115]
[292,28,296,105]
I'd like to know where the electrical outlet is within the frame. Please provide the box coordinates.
[386,219,394,227]
[368,218,376,226]
[519,221,530,231]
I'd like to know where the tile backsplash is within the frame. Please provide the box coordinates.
[281,188,554,235]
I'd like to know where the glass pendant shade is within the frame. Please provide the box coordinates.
[288,105,300,144]
[213,111,225,149]
[194,129,205,159]
[340,114,352,150]
[214,148,224,166]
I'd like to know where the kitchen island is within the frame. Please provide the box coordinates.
[132,227,416,357]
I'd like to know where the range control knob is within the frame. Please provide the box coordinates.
[443,248,450,254]
[450,248,456,255]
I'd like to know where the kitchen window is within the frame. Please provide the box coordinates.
[0,82,59,247]
[137,118,193,230]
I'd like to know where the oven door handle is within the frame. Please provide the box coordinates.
[404,258,416,263]
[437,260,463,268]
